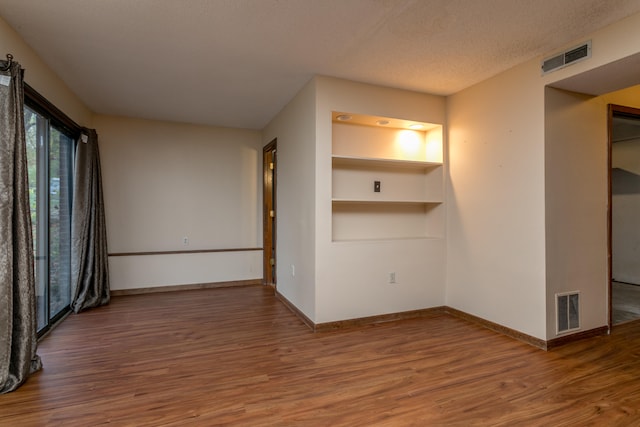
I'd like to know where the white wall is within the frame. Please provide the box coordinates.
[315,77,446,323]
[0,15,92,127]
[96,115,263,290]
[262,79,318,319]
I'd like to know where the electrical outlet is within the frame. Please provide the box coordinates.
[389,272,396,284]
[183,236,189,245]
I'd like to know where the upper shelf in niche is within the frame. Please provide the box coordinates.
[332,111,440,131]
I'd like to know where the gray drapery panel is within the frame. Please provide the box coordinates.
[0,59,42,394]
[70,129,110,313]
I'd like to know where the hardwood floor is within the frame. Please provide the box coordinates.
[2,285,640,426]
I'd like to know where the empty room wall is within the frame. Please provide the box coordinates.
[96,114,263,291]
[314,77,447,323]
[448,12,640,341]
[544,87,609,337]
[262,78,318,320]
[446,59,548,340]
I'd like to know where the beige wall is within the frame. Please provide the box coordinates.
[262,79,318,319]
[96,115,263,290]
[0,16,92,127]
[602,86,640,111]
[446,59,547,339]
[448,12,640,341]
[263,76,447,324]
[543,86,640,338]
[544,88,608,337]
[315,77,446,323]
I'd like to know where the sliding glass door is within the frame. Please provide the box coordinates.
[24,105,74,335]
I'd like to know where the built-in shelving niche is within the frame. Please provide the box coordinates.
[331,112,444,242]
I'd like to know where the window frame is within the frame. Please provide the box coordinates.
[25,84,82,139]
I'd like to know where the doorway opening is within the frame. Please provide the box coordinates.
[263,139,277,287]
[609,104,640,325]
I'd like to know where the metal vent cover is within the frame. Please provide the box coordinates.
[556,291,580,334]
[541,41,591,75]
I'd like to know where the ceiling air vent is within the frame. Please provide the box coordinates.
[541,41,591,75]
[556,291,580,334]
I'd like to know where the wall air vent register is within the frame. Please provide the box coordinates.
[556,291,580,334]
[541,41,591,75]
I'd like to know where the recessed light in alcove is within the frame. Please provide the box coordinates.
[409,124,423,130]
[336,114,352,121]
[376,120,390,126]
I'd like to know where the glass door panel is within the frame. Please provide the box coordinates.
[24,106,74,334]
[49,127,73,319]
[25,106,47,331]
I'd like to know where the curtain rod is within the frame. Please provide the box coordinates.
[0,53,13,71]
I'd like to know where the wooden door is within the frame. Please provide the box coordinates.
[263,139,277,286]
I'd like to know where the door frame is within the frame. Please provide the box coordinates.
[263,139,277,286]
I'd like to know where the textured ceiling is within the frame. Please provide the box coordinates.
[2,0,640,129]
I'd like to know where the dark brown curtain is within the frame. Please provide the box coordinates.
[70,129,110,312]
[0,58,42,394]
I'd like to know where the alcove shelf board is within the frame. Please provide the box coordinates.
[332,155,442,169]
[332,198,443,204]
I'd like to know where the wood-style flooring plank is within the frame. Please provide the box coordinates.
[1,285,640,426]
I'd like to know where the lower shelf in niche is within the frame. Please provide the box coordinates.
[331,236,444,243]
[332,198,442,204]
[332,201,443,241]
